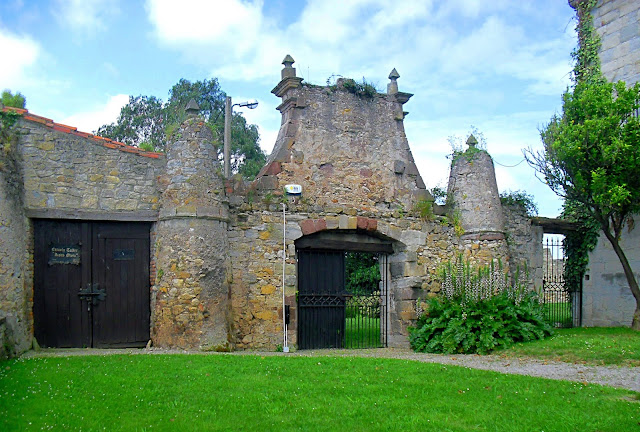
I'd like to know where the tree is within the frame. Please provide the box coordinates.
[96,78,266,179]
[526,76,640,330]
[1,90,26,109]
[96,95,165,150]
[345,252,380,295]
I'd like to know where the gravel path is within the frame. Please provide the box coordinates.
[20,347,640,392]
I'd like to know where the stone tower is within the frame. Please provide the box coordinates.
[152,101,231,350]
[447,135,505,238]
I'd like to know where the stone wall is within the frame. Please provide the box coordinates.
[225,192,541,349]
[502,204,544,288]
[17,114,164,218]
[0,108,164,355]
[582,223,639,326]
[591,0,640,85]
[0,123,31,356]
[0,58,547,352]
[225,190,465,349]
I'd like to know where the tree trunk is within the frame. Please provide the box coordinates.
[601,230,640,330]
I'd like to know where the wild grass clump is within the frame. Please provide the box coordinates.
[410,256,552,354]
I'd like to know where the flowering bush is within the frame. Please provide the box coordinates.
[409,256,552,354]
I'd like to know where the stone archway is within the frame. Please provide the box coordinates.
[295,230,394,350]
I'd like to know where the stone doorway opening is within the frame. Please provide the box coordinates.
[295,231,392,350]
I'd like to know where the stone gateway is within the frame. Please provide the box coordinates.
[0,56,542,357]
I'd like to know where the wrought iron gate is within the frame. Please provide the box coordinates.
[541,237,581,327]
[297,250,388,349]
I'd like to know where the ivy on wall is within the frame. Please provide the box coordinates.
[563,0,605,290]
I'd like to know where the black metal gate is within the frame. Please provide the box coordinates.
[541,237,581,327]
[297,250,388,349]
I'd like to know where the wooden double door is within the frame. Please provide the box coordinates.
[34,220,151,348]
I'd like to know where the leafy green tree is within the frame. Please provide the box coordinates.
[96,95,165,149]
[1,90,26,109]
[528,1,640,330]
[345,252,380,295]
[527,78,640,329]
[96,78,266,179]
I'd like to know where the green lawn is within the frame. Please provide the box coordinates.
[498,327,640,366]
[345,316,381,349]
[543,302,573,327]
[1,354,638,431]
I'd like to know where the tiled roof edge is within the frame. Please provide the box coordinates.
[2,106,164,159]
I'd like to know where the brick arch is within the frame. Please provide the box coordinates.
[298,216,403,244]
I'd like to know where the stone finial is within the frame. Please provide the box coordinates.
[281,54,297,79]
[387,68,400,94]
[185,99,200,116]
[466,134,478,148]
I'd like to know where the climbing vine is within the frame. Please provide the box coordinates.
[563,0,604,290]
[0,109,24,202]
[571,0,603,84]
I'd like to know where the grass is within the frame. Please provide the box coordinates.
[345,316,381,349]
[1,354,638,431]
[543,302,573,327]
[498,327,640,366]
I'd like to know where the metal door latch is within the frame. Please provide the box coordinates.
[78,283,106,305]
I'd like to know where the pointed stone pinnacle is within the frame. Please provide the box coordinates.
[466,134,478,147]
[388,68,400,80]
[282,55,295,67]
[185,99,200,115]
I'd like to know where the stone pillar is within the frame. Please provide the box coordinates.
[153,102,231,350]
[447,135,505,236]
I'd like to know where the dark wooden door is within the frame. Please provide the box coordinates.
[297,250,346,349]
[34,220,150,348]
[33,220,91,348]
[92,223,150,347]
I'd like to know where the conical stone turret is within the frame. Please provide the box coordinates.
[447,135,505,237]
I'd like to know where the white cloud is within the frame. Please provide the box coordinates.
[146,0,264,52]
[144,0,573,102]
[53,0,120,35]
[0,28,40,90]
[60,94,128,134]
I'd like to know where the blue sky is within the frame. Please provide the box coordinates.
[0,0,577,217]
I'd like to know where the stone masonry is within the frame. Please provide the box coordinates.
[0,56,544,355]
[0,108,163,356]
[153,109,231,350]
[225,56,541,349]
[590,0,640,85]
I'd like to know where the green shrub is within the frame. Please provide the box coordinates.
[409,257,552,354]
[341,78,378,98]
[413,199,434,220]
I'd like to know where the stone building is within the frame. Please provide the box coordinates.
[0,56,542,357]
[570,0,640,326]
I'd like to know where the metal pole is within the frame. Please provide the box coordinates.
[224,96,232,178]
[282,202,289,352]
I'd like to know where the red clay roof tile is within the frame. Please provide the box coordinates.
[1,106,164,159]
